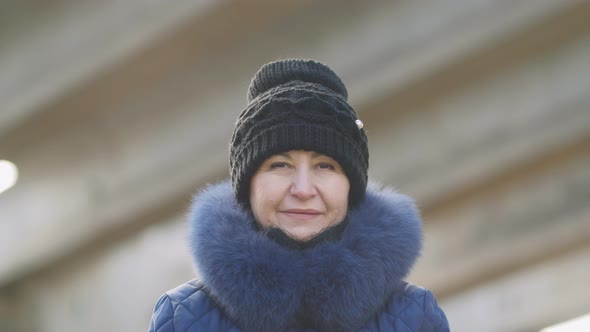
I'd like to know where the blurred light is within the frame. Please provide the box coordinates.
[0,160,18,194]
[541,314,590,332]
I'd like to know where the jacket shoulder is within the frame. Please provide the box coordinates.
[148,280,239,332]
[365,282,450,332]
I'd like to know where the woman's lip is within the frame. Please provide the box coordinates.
[281,209,322,220]
[282,209,321,214]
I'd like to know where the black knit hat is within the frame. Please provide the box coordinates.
[230,59,369,208]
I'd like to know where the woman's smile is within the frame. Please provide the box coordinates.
[281,209,322,220]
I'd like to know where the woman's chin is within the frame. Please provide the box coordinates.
[281,227,321,242]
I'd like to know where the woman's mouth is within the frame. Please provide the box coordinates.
[281,209,321,220]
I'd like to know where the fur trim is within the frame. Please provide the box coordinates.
[188,180,423,331]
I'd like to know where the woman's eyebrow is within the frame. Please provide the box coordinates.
[311,152,328,159]
[277,152,292,159]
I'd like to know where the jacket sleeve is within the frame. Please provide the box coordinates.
[376,283,450,332]
[420,289,449,332]
[148,293,175,332]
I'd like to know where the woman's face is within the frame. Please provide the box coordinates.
[250,150,350,242]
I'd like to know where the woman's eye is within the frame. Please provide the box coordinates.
[270,162,290,169]
[317,163,335,170]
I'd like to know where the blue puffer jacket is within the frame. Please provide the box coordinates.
[149,181,449,331]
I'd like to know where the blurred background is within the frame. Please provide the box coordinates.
[1,1,589,331]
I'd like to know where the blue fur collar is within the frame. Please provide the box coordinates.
[188,180,423,331]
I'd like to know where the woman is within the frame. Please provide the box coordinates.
[149,59,449,331]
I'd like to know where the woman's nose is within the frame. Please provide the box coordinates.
[290,169,316,200]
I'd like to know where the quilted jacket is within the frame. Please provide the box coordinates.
[149,181,449,331]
